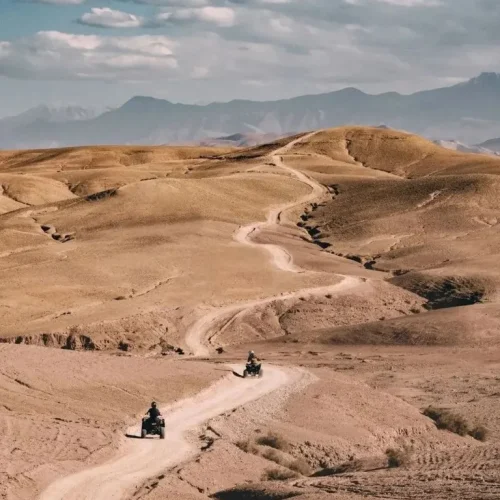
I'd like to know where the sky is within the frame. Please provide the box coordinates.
[0,0,500,117]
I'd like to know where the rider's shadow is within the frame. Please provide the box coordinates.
[212,367,245,378]
[125,433,143,439]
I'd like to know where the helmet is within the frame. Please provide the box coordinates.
[151,401,157,407]
[249,350,254,355]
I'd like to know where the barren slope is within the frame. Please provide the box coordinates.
[257,126,500,347]
[3,128,500,500]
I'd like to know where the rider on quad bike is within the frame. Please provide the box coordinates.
[145,401,161,426]
[141,401,165,439]
[244,351,263,377]
[247,350,259,363]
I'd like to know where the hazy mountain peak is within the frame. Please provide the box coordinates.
[460,72,500,88]
[478,137,500,153]
[0,104,99,130]
[337,87,366,95]
[124,96,172,106]
[433,138,499,156]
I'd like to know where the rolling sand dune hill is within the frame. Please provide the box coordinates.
[0,172,338,345]
[285,127,500,178]
[0,145,233,172]
[0,174,77,211]
[255,127,500,347]
[3,127,500,500]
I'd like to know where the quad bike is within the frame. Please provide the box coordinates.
[141,415,166,439]
[243,362,263,378]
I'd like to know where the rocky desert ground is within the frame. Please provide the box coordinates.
[2,127,500,500]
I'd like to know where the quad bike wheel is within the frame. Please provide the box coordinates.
[243,369,248,378]
[160,426,165,439]
[258,368,263,378]
[141,428,147,439]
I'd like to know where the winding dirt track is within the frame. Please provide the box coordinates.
[39,131,360,500]
[234,132,330,273]
[39,366,293,500]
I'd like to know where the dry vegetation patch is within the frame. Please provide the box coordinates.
[236,439,260,455]
[235,432,312,478]
[262,468,300,481]
[423,407,488,440]
[256,432,291,452]
[386,446,413,468]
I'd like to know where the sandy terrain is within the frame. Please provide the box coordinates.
[3,127,500,499]
[0,345,221,500]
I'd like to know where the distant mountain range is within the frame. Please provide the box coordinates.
[2,72,500,149]
[0,105,102,149]
[478,137,500,153]
[433,139,500,156]
[198,132,288,147]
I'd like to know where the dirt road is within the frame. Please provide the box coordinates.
[38,364,293,500]
[184,279,361,357]
[234,131,329,273]
[38,131,360,500]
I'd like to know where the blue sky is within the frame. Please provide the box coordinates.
[1,0,499,117]
[0,1,154,40]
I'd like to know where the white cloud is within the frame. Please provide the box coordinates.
[79,8,146,29]
[377,0,442,5]
[20,0,87,4]
[6,0,500,105]
[115,0,209,5]
[0,32,177,81]
[157,7,236,27]
[345,0,442,5]
[269,17,293,34]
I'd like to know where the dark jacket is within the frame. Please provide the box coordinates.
[147,407,161,419]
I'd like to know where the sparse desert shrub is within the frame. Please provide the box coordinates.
[386,447,413,468]
[235,440,258,455]
[256,432,290,452]
[288,458,312,476]
[262,468,299,481]
[469,425,488,442]
[261,448,286,466]
[261,446,311,476]
[313,459,364,476]
[424,407,469,436]
[424,407,488,441]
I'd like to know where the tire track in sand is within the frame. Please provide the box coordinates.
[39,131,362,500]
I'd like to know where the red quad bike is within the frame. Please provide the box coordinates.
[141,415,165,439]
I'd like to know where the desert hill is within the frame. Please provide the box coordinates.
[2,127,500,349]
[4,127,500,500]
